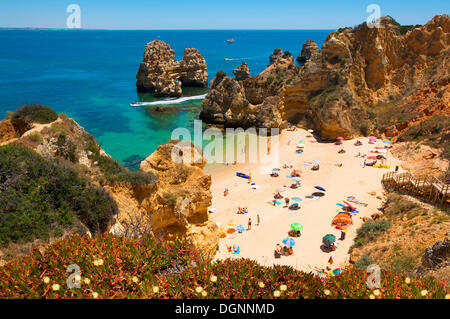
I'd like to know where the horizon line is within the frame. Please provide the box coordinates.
[0,27,337,31]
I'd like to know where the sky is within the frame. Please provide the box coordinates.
[0,0,448,29]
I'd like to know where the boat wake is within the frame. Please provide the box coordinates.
[131,93,207,106]
[224,56,258,61]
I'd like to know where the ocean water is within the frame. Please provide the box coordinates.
[0,30,330,169]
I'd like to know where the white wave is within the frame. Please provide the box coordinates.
[224,56,259,61]
[131,93,207,106]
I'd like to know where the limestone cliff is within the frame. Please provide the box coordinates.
[200,15,449,140]
[109,141,219,257]
[136,39,208,97]
[296,40,319,63]
[283,15,449,139]
[1,110,219,258]
[200,50,296,129]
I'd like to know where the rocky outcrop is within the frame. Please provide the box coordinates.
[0,118,32,143]
[283,15,450,139]
[416,232,450,278]
[108,141,219,257]
[200,49,296,129]
[201,15,449,140]
[297,40,319,63]
[136,40,208,97]
[233,62,250,81]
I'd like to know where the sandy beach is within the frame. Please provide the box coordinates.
[204,129,403,273]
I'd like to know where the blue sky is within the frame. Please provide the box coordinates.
[0,0,448,29]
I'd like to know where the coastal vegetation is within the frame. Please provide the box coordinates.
[0,234,447,299]
[85,137,158,186]
[0,144,118,246]
[10,104,58,125]
[350,194,449,279]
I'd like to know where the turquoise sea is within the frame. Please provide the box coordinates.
[0,30,330,169]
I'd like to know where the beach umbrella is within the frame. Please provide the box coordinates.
[291,196,302,202]
[315,186,326,192]
[282,237,296,247]
[236,225,245,232]
[276,187,287,192]
[312,192,325,197]
[322,234,336,245]
[337,137,344,140]
[369,136,377,142]
[227,228,236,234]
[308,129,314,133]
[272,168,280,171]
[292,177,300,182]
[290,222,303,231]
[313,160,320,165]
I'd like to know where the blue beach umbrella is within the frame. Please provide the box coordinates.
[313,160,320,165]
[282,237,296,247]
[291,197,302,202]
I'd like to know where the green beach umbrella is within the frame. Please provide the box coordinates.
[290,222,303,231]
[322,234,336,245]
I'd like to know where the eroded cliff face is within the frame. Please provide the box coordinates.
[136,39,208,97]
[200,50,297,129]
[283,15,449,139]
[1,112,219,258]
[109,141,219,257]
[200,15,449,140]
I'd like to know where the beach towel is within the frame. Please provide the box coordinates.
[236,172,249,179]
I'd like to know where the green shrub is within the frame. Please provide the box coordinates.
[352,220,391,248]
[355,254,373,270]
[28,132,43,144]
[12,104,58,124]
[0,144,118,245]
[92,152,157,185]
[390,254,417,274]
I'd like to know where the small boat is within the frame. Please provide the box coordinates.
[130,101,142,107]
[226,37,235,43]
[224,57,232,61]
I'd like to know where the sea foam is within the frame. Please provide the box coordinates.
[131,94,207,106]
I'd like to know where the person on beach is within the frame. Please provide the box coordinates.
[257,214,260,226]
[224,188,229,196]
[340,227,347,240]
[285,197,290,207]
[248,218,252,230]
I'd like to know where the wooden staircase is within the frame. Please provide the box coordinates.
[382,172,449,204]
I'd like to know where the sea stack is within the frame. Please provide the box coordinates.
[297,40,319,63]
[136,39,208,97]
[232,62,250,81]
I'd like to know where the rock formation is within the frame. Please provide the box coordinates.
[200,15,450,140]
[232,62,250,81]
[108,141,219,257]
[416,232,450,279]
[296,40,319,63]
[283,15,450,139]
[136,39,208,97]
[200,49,296,129]
[0,118,32,143]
